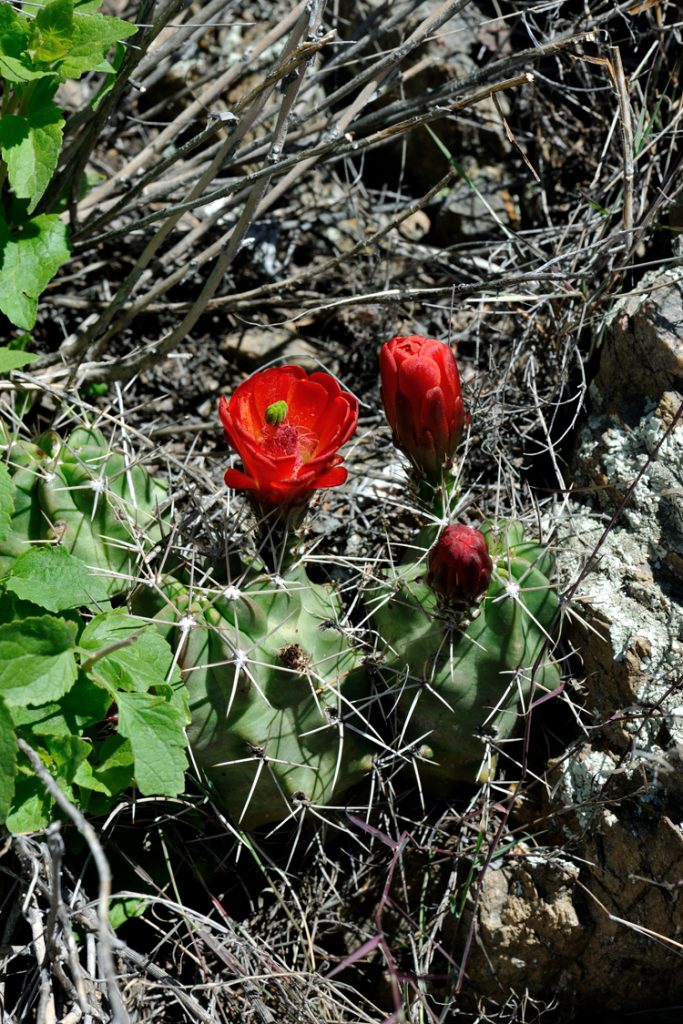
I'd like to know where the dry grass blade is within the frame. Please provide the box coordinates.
[15,740,129,1024]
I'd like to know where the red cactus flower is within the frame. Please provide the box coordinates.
[380,335,466,482]
[428,524,493,603]
[218,365,358,507]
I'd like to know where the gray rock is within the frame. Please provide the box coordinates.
[430,164,519,243]
[593,268,683,417]
[465,266,683,1017]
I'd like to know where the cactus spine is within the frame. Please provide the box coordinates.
[0,424,167,595]
[146,564,374,830]
[371,521,560,788]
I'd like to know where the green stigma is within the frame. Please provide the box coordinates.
[265,400,289,426]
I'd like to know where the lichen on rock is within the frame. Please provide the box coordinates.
[465,267,683,1018]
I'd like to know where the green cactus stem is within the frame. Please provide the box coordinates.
[371,520,560,789]
[141,565,374,830]
[0,423,167,596]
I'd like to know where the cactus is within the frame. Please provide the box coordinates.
[0,423,167,596]
[143,564,374,830]
[371,520,560,789]
[0,347,565,831]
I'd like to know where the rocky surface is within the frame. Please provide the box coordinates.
[464,267,683,1017]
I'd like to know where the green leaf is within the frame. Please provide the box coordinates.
[0,590,83,627]
[5,734,88,833]
[7,545,111,612]
[11,669,110,736]
[0,462,13,543]
[109,897,147,931]
[0,4,30,60]
[0,346,38,372]
[10,700,71,736]
[0,100,65,212]
[5,774,52,832]
[29,0,74,64]
[0,56,52,84]
[58,9,138,80]
[0,693,17,823]
[0,615,78,708]
[72,755,109,794]
[6,332,34,351]
[61,671,111,726]
[167,673,190,721]
[80,610,180,693]
[75,734,133,796]
[44,732,90,783]
[90,39,124,110]
[0,212,70,330]
[117,691,188,797]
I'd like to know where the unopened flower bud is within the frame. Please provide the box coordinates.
[379,335,467,482]
[428,525,493,603]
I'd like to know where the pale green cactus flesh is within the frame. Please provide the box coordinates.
[372,520,560,788]
[0,424,167,595]
[144,565,374,830]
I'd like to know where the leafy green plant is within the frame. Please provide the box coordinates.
[0,420,188,832]
[0,0,137,329]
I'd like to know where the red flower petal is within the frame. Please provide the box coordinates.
[422,386,450,447]
[379,335,466,482]
[218,365,357,507]
[287,377,332,435]
[398,354,441,395]
[310,465,347,488]
[251,365,307,422]
[224,467,258,491]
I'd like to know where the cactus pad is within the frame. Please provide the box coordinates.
[0,424,167,596]
[372,521,560,788]
[145,565,374,829]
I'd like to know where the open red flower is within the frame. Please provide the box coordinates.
[218,365,358,507]
[380,335,466,482]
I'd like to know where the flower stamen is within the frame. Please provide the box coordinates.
[263,423,299,457]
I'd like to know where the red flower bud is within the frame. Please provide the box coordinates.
[219,365,358,508]
[379,335,466,482]
[427,525,493,603]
